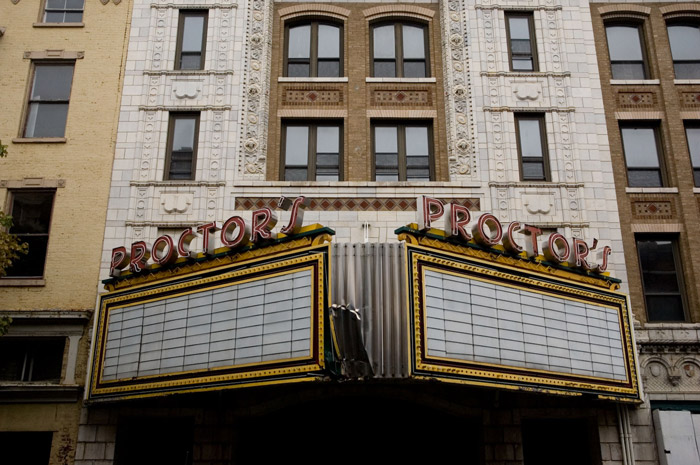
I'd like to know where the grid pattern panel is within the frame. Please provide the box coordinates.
[102,270,312,381]
[424,270,627,381]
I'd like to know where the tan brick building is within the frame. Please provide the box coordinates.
[591,2,700,463]
[0,1,131,464]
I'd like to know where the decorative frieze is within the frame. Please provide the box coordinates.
[235,197,480,212]
[283,88,344,106]
[372,89,431,106]
[618,91,656,108]
[631,199,675,219]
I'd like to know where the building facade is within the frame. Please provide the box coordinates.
[0,1,131,464]
[66,1,667,464]
[591,2,700,464]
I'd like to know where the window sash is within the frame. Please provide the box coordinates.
[165,114,200,180]
[636,237,687,322]
[371,22,428,78]
[686,125,700,187]
[515,114,549,181]
[285,22,342,78]
[620,125,664,187]
[668,24,700,79]
[4,190,55,278]
[44,0,84,23]
[372,123,432,181]
[23,63,74,138]
[175,11,208,70]
[506,13,537,72]
[282,123,342,181]
[605,24,648,79]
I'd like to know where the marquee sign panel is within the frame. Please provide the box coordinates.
[89,242,330,401]
[404,239,640,401]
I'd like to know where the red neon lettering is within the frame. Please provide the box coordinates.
[178,228,199,258]
[595,246,612,273]
[472,213,503,246]
[197,222,221,255]
[445,203,471,241]
[251,208,278,243]
[221,216,250,248]
[503,222,524,254]
[520,225,542,257]
[129,241,151,273]
[417,195,445,230]
[279,196,309,235]
[152,235,177,266]
[110,246,130,277]
[543,233,570,264]
[571,238,594,270]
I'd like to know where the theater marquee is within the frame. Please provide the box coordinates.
[88,223,333,401]
[399,227,641,402]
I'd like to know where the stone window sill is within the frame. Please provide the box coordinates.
[33,22,84,28]
[694,187,700,194]
[278,77,348,83]
[0,278,46,287]
[625,187,678,194]
[365,77,436,83]
[674,79,700,85]
[610,79,660,85]
[12,137,66,144]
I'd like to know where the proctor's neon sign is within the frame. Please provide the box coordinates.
[415,195,611,274]
[110,194,612,278]
[109,196,310,277]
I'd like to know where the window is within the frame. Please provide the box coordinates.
[285,22,342,77]
[175,10,208,70]
[4,191,55,278]
[373,122,432,181]
[43,0,84,23]
[165,113,200,180]
[371,22,429,78]
[505,13,538,71]
[686,124,700,186]
[620,124,664,187]
[23,63,74,138]
[636,236,686,321]
[0,432,53,465]
[605,23,648,79]
[515,114,549,181]
[0,338,65,382]
[282,122,342,181]
[668,23,700,79]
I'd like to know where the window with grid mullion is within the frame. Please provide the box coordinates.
[44,0,84,23]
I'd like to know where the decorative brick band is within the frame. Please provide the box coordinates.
[618,92,656,108]
[631,199,675,220]
[367,109,437,118]
[372,89,432,106]
[235,197,480,212]
[363,5,435,21]
[278,4,350,20]
[681,93,700,108]
[282,86,344,106]
[631,223,683,233]
[277,109,347,118]
[598,5,651,18]
[614,111,664,120]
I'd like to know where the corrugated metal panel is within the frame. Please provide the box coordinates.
[331,243,408,378]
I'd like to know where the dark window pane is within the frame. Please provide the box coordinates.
[32,65,74,100]
[375,170,399,181]
[316,153,339,166]
[403,61,426,78]
[64,11,83,22]
[674,62,700,80]
[168,151,194,180]
[375,153,398,168]
[25,103,69,138]
[317,60,340,78]
[610,63,646,80]
[0,432,53,465]
[44,11,65,22]
[179,53,202,70]
[67,0,84,9]
[511,39,532,54]
[0,338,64,382]
[288,25,310,59]
[646,296,685,322]
[373,25,395,59]
[10,192,54,234]
[406,156,429,167]
[402,25,425,59]
[285,168,308,181]
[287,63,310,77]
[406,169,430,181]
[373,61,396,78]
[316,171,339,181]
[695,169,700,187]
[46,0,65,8]
[522,161,545,180]
[628,169,662,187]
[6,236,48,277]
